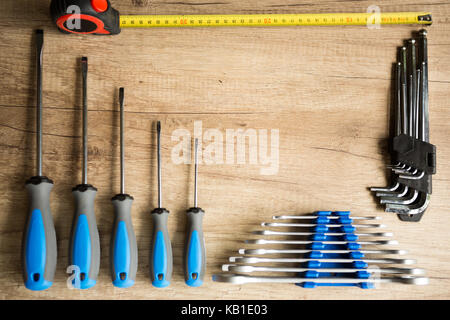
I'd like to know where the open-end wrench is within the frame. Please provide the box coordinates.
[238,248,407,255]
[244,239,399,245]
[212,274,429,285]
[222,265,424,275]
[261,222,385,228]
[229,256,416,265]
[253,230,393,237]
[273,215,380,220]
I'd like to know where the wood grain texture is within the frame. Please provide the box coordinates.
[0,0,449,300]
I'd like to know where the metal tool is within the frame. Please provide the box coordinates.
[50,1,432,35]
[273,215,380,220]
[69,57,100,290]
[239,248,407,255]
[229,256,416,265]
[214,211,428,288]
[245,239,398,245]
[262,222,385,228]
[253,230,393,237]
[150,121,173,288]
[23,29,58,291]
[223,265,425,275]
[370,30,434,221]
[110,88,138,288]
[185,138,206,287]
[213,274,429,285]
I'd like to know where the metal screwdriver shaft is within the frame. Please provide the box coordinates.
[120,89,125,194]
[150,121,173,288]
[184,138,206,287]
[69,57,100,290]
[194,138,198,208]
[23,30,57,291]
[110,88,137,288]
[36,31,43,177]
[157,121,162,208]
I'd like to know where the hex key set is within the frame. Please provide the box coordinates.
[213,211,428,287]
[371,30,436,222]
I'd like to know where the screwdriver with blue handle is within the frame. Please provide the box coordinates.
[150,121,173,287]
[69,57,100,289]
[110,88,138,288]
[184,138,206,287]
[22,29,57,291]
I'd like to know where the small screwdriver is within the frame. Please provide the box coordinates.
[184,138,206,287]
[110,88,138,288]
[69,57,100,289]
[22,29,57,291]
[150,121,173,287]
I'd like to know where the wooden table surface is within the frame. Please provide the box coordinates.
[0,0,449,300]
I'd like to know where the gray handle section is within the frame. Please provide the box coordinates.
[184,208,206,286]
[69,186,100,288]
[23,179,57,290]
[150,208,172,287]
[110,196,137,288]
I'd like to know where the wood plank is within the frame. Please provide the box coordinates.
[0,0,449,299]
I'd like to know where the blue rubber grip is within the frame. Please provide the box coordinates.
[150,208,172,288]
[24,209,53,290]
[111,195,137,288]
[186,230,203,287]
[185,208,205,287]
[112,221,134,288]
[70,186,100,290]
[152,231,170,288]
[72,214,96,289]
[23,179,57,291]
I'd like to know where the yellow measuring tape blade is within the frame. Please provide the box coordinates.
[120,12,432,28]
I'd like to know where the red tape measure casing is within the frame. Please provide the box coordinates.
[50,0,121,35]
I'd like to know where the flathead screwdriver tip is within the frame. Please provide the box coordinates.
[119,87,124,103]
[157,121,161,133]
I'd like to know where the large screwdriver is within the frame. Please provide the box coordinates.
[69,57,100,289]
[150,121,173,288]
[110,88,138,288]
[184,138,206,287]
[22,29,57,291]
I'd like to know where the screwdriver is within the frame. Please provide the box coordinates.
[184,138,206,287]
[69,57,100,289]
[110,88,138,288]
[150,121,173,288]
[22,29,57,291]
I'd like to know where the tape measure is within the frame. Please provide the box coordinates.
[50,0,432,35]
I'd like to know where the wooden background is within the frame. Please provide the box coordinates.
[0,0,449,300]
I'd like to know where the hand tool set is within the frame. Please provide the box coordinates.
[49,0,431,35]
[21,4,435,291]
[213,211,428,287]
[370,30,436,222]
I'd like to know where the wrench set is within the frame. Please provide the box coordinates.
[370,30,436,222]
[213,211,428,287]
